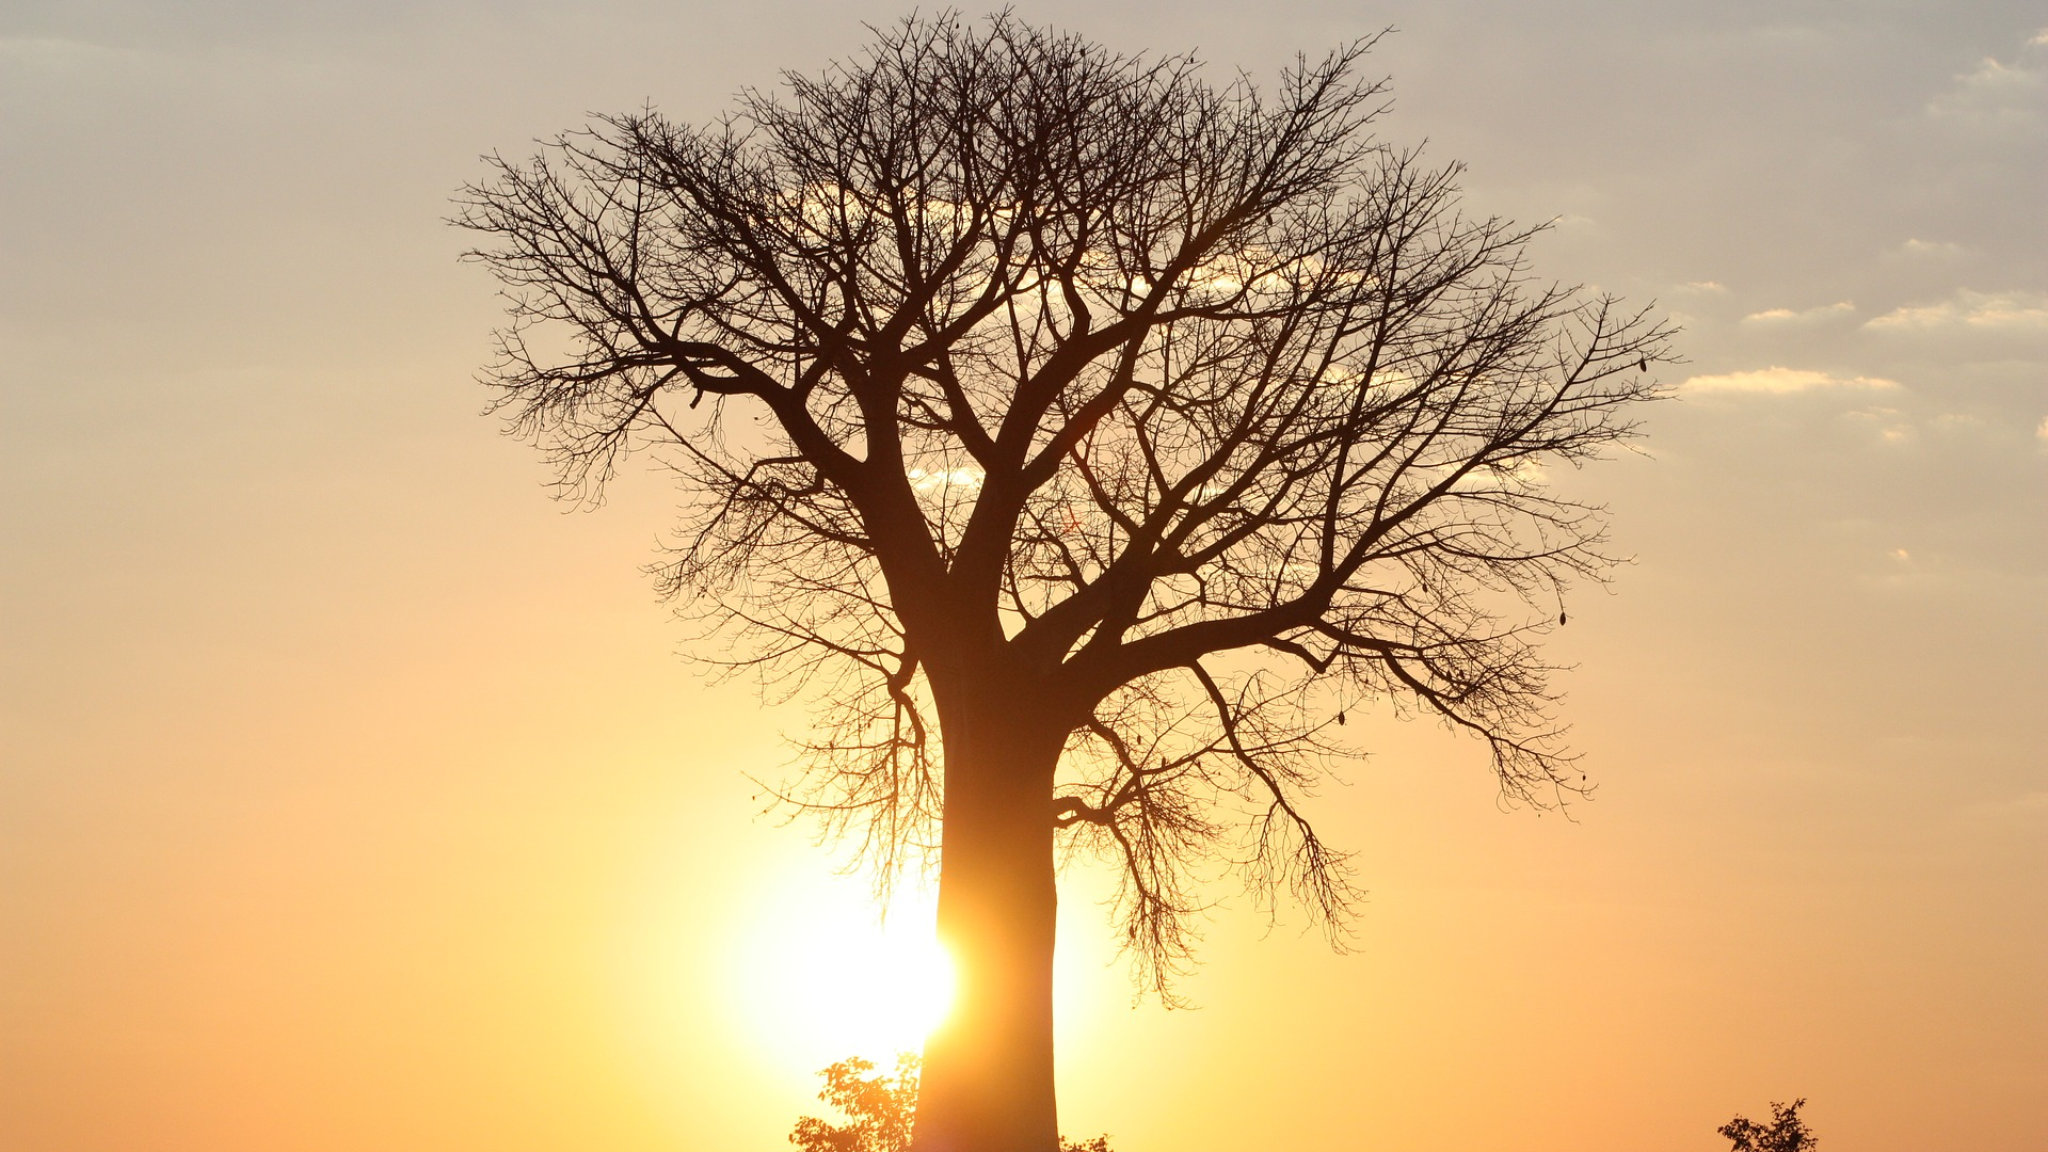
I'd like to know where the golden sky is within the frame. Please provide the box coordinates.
[3,3,2044,1150]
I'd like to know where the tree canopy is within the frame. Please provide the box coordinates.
[459,13,1667,983]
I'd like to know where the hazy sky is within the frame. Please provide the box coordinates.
[3,3,2043,1151]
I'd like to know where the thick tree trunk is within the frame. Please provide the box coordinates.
[911,691,1064,1152]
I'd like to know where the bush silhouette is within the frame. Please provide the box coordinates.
[791,1055,1110,1152]
[1718,1098,1817,1152]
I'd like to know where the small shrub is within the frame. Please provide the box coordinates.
[790,1055,919,1152]
[1718,1098,1818,1152]
[789,1054,1111,1152]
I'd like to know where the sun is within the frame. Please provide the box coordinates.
[724,876,955,1066]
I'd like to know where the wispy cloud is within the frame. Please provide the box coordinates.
[2036,415,2048,443]
[1742,301,1855,325]
[1847,408,1916,443]
[1927,54,2045,127]
[1866,289,2048,333]
[907,466,983,492]
[1680,366,1901,395]
[1896,238,1965,259]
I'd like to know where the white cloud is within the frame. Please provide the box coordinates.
[1844,407,1916,443]
[2032,28,2048,47]
[1896,238,1965,259]
[1678,280,1727,293]
[1928,55,2045,126]
[1742,301,1855,325]
[1680,366,1902,395]
[907,466,983,492]
[1865,289,2048,333]
[2036,415,2048,443]
[1960,55,2041,95]
[1843,403,1916,438]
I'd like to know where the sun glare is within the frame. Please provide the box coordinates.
[725,878,955,1066]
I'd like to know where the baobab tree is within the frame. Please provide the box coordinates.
[458,14,1669,1152]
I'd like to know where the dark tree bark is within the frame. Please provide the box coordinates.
[455,15,1672,1152]
[918,686,1065,1152]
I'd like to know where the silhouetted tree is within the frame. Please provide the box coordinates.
[792,1054,1109,1152]
[458,13,1669,1152]
[1719,1098,1818,1152]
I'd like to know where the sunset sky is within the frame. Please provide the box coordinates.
[3,3,2043,1150]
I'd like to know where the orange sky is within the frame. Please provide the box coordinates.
[3,4,2044,1151]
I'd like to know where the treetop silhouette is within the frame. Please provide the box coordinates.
[459,13,1669,1151]
[1719,1098,1819,1152]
